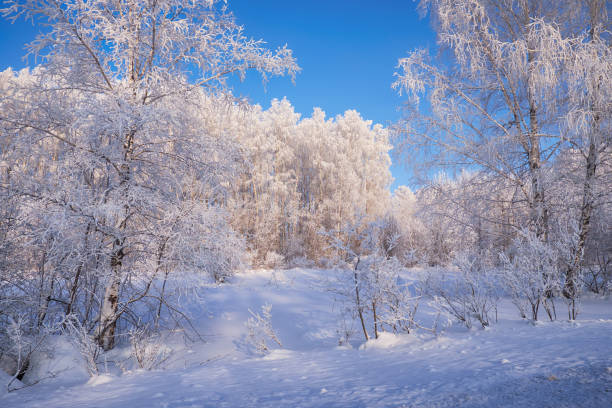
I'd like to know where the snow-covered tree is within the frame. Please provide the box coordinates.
[395,0,564,239]
[532,11,612,298]
[0,0,298,351]
[393,0,610,308]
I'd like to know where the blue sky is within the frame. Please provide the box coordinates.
[0,0,435,189]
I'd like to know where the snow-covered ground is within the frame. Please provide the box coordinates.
[2,268,612,407]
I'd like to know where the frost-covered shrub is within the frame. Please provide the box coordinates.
[286,256,314,269]
[64,317,103,377]
[2,316,35,385]
[583,252,611,295]
[426,252,499,329]
[129,327,171,371]
[553,221,586,320]
[245,304,282,355]
[500,231,562,321]
[1,315,58,391]
[325,216,422,341]
[360,255,422,336]
[581,217,612,296]
[335,305,357,346]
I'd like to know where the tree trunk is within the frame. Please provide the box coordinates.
[372,300,379,339]
[66,223,92,318]
[97,238,124,350]
[353,258,369,341]
[526,25,549,241]
[563,8,604,307]
[564,138,598,302]
[526,87,548,240]
[97,128,133,350]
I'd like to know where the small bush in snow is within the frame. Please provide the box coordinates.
[364,255,422,336]
[335,305,357,346]
[64,317,103,377]
[324,216,423,341]
[1,314,60,391]
[245,304,282,355]
[426,252,499,329]
[553,221,585,320]
[583,252,611,295]
[499,230,561,321]
[1,316,33,384]
[129,327,172,371]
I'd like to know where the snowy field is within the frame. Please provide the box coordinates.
[2,268,611,408]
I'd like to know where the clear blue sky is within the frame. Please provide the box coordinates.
[0,0,435,189]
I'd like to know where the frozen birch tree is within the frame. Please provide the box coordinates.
[393,1,610,304]
[0,0,298,351]
[393,0,586,240]
[536,6,611,299]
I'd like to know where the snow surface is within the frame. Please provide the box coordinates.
[2,268,612,407]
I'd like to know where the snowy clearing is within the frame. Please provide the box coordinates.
[2,268,611,408]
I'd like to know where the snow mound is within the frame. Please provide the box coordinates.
[86,374,114,387]
[261,349,293,361]
[23,335,89,385]
[359,331,417,350]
